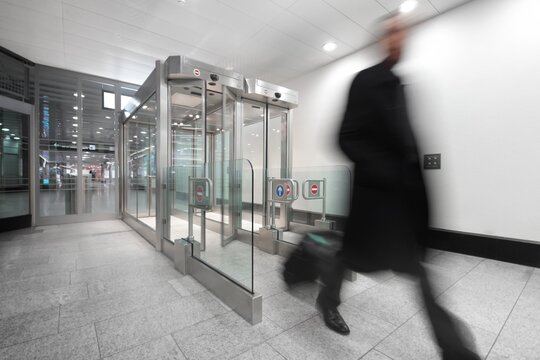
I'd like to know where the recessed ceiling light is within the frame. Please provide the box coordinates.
[73,106,78,110]
[73,124,78,127]
[73,116,78,120]
[322,42,337,52]
[105,116,111,119]
[96,131,101,134]
[99,127,103,130]
[14,136,20,140]
[72,141,77,144]
[133,135,138,138]
[141,131,147,134]
[188,114,193,118]
[1,128,9,132]
[400,0,418,13]
[180,123,184,126]
[142,105,148,110]
[72,134,78,137]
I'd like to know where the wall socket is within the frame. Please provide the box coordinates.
[424,154,441,169]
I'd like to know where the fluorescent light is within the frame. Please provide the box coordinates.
[72,134,78,137]
[142,105,148,110]
[96,131,101,134]
[188,114,193,118]
[400,0,418,13]
[73,124,78,127]
[105,116,111,119]
[73,116,78,120]
[72,141,76,144]
[13,136,20,140]
[99,127,103,130]
[140,131,147,134]
[73,106,78,110]
[179,123,184,126]
[322,42,337,52]
[1,128,9,132]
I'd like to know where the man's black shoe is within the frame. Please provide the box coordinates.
[317,304,350,335]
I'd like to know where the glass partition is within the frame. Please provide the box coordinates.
[166,159,254,293]
[124,94,157,229]
[0,108,30,219]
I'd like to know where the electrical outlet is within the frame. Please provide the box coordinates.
[424,154,441,170]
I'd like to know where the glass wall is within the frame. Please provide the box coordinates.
[38,70,79,216]
[0,108,29,219]
[36,66,138,221]
[124,94,157,229]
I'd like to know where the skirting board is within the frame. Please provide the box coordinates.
[428,228,540,268]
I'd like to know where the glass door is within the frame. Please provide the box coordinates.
[0,100,31,230]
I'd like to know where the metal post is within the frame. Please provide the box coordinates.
[322,177,327,222]
[201,210,206,251]
[188,177,194,241]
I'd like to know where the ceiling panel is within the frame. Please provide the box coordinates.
[214,0,284,24]
[288,0,377,49]
[0,39,65,68]
[0,0,63,17]
[269,10,355,59]
[322,0,388,31]
[376,0,439,24]
[429,0,473,13]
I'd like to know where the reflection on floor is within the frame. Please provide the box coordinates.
[1,220,539,359]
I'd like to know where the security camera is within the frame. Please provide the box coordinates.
[274,92,282,99]
[210,74,219,82]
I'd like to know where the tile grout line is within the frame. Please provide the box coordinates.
[170,333,190,360]
[484,268,534,359]
[57,305,61,334]
[93,322,102,359]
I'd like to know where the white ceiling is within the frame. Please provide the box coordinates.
[0,0,471,86]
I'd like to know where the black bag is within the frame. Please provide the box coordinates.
[283,231,343,286]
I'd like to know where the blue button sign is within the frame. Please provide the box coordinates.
[275,184,284,198]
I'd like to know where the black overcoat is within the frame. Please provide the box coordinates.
[338,60,429,274]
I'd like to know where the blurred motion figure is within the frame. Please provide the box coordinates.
[316,12,481,360]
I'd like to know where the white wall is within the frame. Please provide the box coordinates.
[286,0,540,242]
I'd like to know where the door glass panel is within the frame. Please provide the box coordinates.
[241,100,264,230]
[81,80,118,214]
[169,80,205,242]
[0,108,29,219]
[125,94,157,229]
[267,105,288,228]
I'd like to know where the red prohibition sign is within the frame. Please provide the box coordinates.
[311,184,319,195]
[195,185,204,202]
[286,184,291,196]
[193,68,201,77]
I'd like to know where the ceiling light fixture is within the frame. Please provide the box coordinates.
[400,0,418,13]
[72,141,77,144]
[105,116,111,119]
[73,106,78,110]
[72,134,78,138]
[96,131,101,134]
[1,128,9,132]
[322,42,337,52]
[142,105,148,110]
[73,116,78,120]
[73,124,78,127]
[14,136,20,140]
[99,127,103,130]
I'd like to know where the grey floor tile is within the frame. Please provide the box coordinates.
[0,272,70,300]
[376,310,497,360]
[0,283,88,319]
[232,343,285,360]
[528,269,540,289]
[438,283,516,333]
[167,275,207,297]
[95,307,166,357]
[450,269,526,303]
[488,312,540,360]
[267,305,394,360]
[60,283,180,332]
[172,311,282,360]
[0,324,99,360]
[19,260,76,279]
[360,350,394,360]
[252,270,288,298]
[345,281,422,327]
[426,251,482,276]
[104,335,186,360]
[0,306,59,349]
[71,259,173,285]
[510,284,540,321]
[469,259,533,283]
[151,291,229,334]
[87,269,181,298]
[263,290,318,330]
[0,268,23,283]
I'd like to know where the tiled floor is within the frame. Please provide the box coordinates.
[1,220,539,359]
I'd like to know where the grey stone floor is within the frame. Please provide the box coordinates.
[0,220,539,359]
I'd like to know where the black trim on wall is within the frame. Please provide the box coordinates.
[428,229,540,268]
[0,215,31,233]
